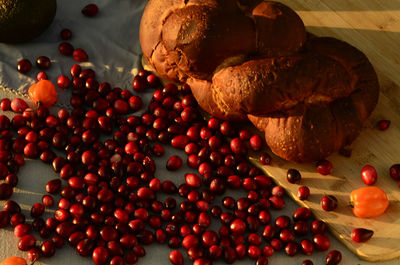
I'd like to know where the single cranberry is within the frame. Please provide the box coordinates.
[351,228,373,243]
[18,234,36,251]
[298,186,310,200]
[14,223,31,237]
[58,42,74,56]
[321,195,338,211]
[326,250,342,265]
[293,220,308,236]
[185,173,201,188]
[293,207,312,221]
[36,56,51,69]
[0,98,11,111]
[377,119,390,131]
[17,59,32,73]
[57,75,70,89]
[60,28,72,39]
[27,248,41,263]
[70,64,81,77]
[36,71,48,81]
[11,98,28,113]
[166,155,182,171]
[41,240,56,257]
[269,196,285,210]
[311,220,327,234]
[302,260,314,265]
[249,134,263,151]
[313,233,331,251]
[390,164,400,180]
[0,183,13,200]
[230,137,247,155]
[316,159,333,175]
[271,186,285,197]
[146,74,159,87]
[287,168,301,183]
[73,48,89,62]
[230,219,246,233]
[82,3,99,17]
[361,164,378,185]
[300,239,314,255]
[92,246,109,265]
[285,242,299,257]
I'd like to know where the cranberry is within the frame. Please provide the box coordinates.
[41,240,56,257]
[269,195,285,210]
[82,3,99,17]
[27,248,41,263]
[18,234,36,251]
[11,98,28,113]
[293,207,312,221]
[313,233,330,251]
[249,134,263,151]
[316,159,333,175]
[17,59,32,73]
[166,155,182,171]
[311,220,327,234]
[57,75,70,89]
[351,228,373,242]
[230,219,246,233]
[58,42,74,56]
[390,164,400,180]
[37,71,48,81]
[14,223,31,237]
[300,239,314,255]
[326,250,342,265]
[361,164,377,185]
[0,183,13,200]
[169,250,183,265]
[298,186,310,200]
[285,242,299,257]
[0,98,11,111]
[36,56,51,69]
[230,137,247,155]
[60,28,72,39]
[293,220,308,236]
[247,245,261,260]
[271,186,285,197]
[185,173,201,188]
[287,168,301,183]
[31,203,45,218]
[259,152,272,165]
[303,260,314,265]
[73,48,89,62]
[321,195,338,211]
[92,246,109,265]
[132,75,146,92]
[70,64,81,77]
[377,119,390,131]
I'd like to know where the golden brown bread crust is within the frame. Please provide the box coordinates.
[140,0,379,163]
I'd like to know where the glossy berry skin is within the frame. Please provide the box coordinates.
[73,48,89,62]
[297,186,310,200]
[326,250,342,265]
[17,59,32,73]
[361,164,377,185]
[82,4,99,17]
[321,195,338,211]
[92,246,109,265]
[316,159,333,175]
[169,250,183,265]
[287,168,301,184]
[377,119,390,131]
[390,164,400,180]
[313,234,330,251]
[36,56,51,70]
[351,228,373,243]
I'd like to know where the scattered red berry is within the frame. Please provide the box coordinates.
[316,159,333,175]
[377,119,390,131]
[351,228,374,243]
[361,164,377,185]
[82,4,99,17]
[320,195,337,211]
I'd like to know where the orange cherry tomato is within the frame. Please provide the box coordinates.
[28,80,57,107]
[350,186,389,218]
[0,257,27,265]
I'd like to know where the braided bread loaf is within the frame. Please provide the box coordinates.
[139,0,379,163]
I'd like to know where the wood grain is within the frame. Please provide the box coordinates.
[247,0,400,262]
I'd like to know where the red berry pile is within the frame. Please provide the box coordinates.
[0,4,342,265]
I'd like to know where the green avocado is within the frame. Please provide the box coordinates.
[0,0,57,43]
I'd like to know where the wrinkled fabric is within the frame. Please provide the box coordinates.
[0,0,146,108]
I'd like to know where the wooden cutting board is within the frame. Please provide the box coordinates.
[247,0,400,262]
